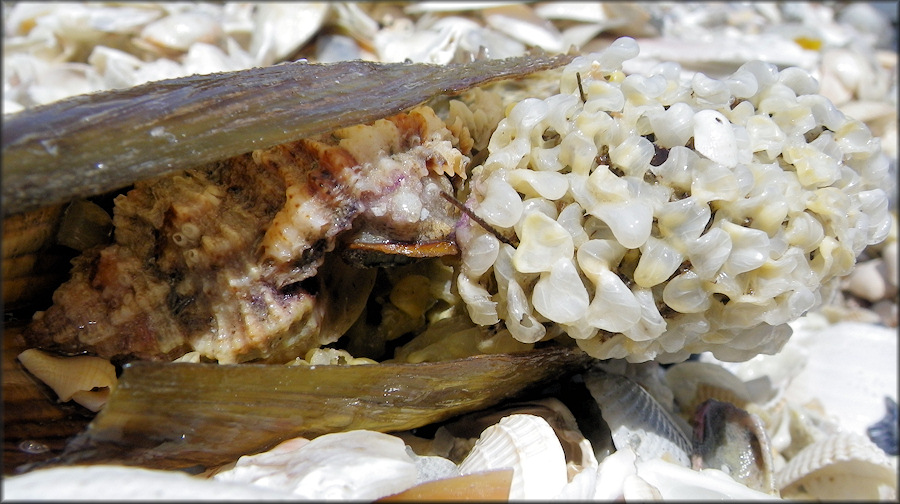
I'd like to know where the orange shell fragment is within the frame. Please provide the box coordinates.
[377,469,513,502]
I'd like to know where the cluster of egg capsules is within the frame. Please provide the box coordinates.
[455,37,891,363]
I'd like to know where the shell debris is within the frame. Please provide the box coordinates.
[16,348,117,412]
[458,414,570,500]
[776,432,898,500]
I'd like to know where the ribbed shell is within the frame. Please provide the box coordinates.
[458,414,569,500]
[584,370,693,467]
[776,432,898,500]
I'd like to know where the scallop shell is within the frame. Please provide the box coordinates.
[458,414,570,499]
[776,432,898,500]
[432,396,598,474]
[584,369,693,467]
[763,401,835,462]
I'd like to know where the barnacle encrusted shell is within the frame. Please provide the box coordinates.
[457,36,892,363]
[23,105,464,364]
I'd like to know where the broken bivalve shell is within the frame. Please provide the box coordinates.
[636,457,781,501]
[432,396,598,477]
[691,399,778,496]
[213,431,418,500]
[776,431,898,500]
[591,444,777,501]
[665,361,754,419]
[457,414,571,500]
[584,369,693,467]
[16,348,117,412]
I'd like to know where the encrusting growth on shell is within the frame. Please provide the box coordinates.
[24,106,468,364]
[457,36,892,364]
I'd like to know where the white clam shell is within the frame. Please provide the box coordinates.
[624,35,817,77]
[249,3,329,66]
[593,446,640,500]
[213,431,418,500]
[776,432,898,500]
[592,445,776,501]
[139,11,224,53]
[404,446,461,485]
[482,4,565,53]
[458,414,570,500]
[331,3,379,47]
[533,2,610,23]
[87,46,147,89]
[3,465,296,500]
[403,2,523,14]
[781,321,898,438]
[314,32,363,63]
[637,458,780,501]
